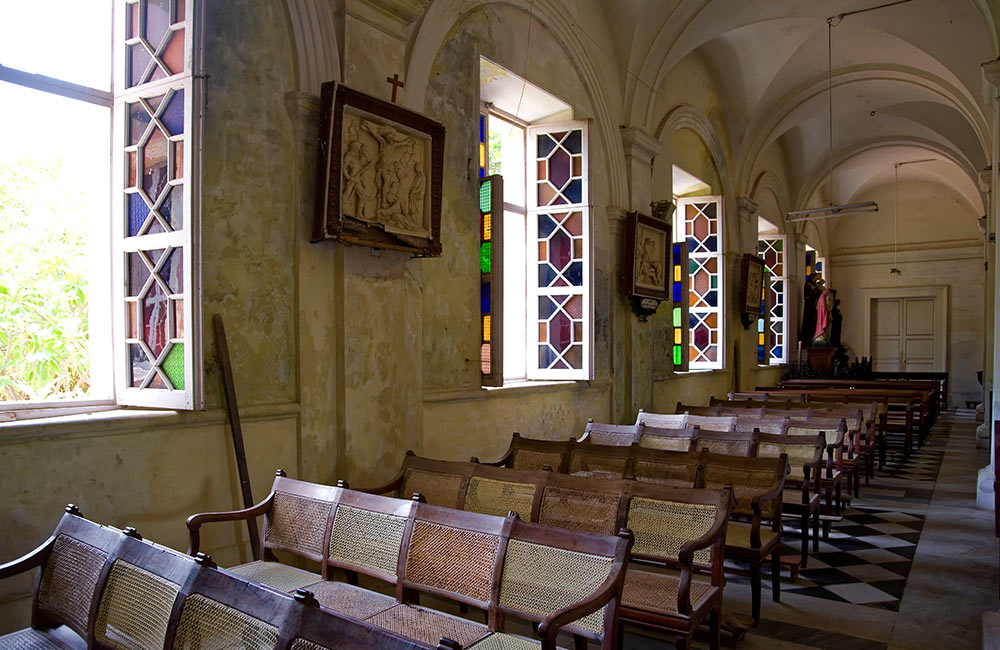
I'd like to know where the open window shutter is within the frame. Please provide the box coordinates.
[675,196,724,369]
[113,0,203,408]
[526,121,590,380]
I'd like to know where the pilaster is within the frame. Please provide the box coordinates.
[620,126,662,213]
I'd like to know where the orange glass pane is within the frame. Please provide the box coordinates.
[172,140,184,180]
[538,182,557,205]
[127,301,140,338]
[173,298,184,337]
[538,322,547,343]
[537,160,547,181]
[483,315,491,343]
[127,151,137,188]
[538,241,547,260]
[161,29,184,75]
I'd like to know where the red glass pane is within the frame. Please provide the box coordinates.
[175,0,186,23]
[549,148,571,189]
[693,213,709,241]
[573,239,583,260]
[693,269,710,296]
[551,131,567,141]
[694,324,709,350]
[150,373,167,389]
[173,298,184,337]
[565,211,582,236]
[565,295,583,319]
[481,344,490,374]
[142,127,168,203]
[143,282,169,357]
[146,0,171,48]
[704,345,718,362]
[161,29,183,75]
[572,156,582,177]
[549,229,572,271]
[551,311,572,353]
[536,160,546,181]
[127,2,140,39]
[705,257,718,273]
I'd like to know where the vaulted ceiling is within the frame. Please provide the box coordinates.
[606,0,998,218]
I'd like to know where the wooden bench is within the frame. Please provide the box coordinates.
[384,445,785,626]
[187,474,631,650]
[0,505,456,650]
[364,455,734,647]
[580,420,699,452]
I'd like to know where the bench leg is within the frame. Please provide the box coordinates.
[674,634,691,650]
[573,634,587,650]
[709,607,721,650]
[800,513,809,568]
[750,562,761,624]
[813,509,820,552]
[771,553,781,603]
[835,482,842,516]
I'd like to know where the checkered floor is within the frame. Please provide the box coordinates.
[773,419,949,610]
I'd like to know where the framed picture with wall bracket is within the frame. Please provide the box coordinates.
[312,81,445,256]
[622,211,670,320]
[738,253,765,329]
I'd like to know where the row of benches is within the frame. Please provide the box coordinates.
[0,506,458,650]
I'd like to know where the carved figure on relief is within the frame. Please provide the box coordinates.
[340,111,429,238]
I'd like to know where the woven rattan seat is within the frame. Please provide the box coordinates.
[227,560,321,592]
[538,486,619,535]
[498,539,612,636]
[305,581,396,619]
[0,629,77,650]
[621,570,715,616]
[95,560,181,650]
[464,476,536,518]
[265,491,334,557]
[174,593,279,650]
[329,504,408,577]
[401,469,465,509]
[724,522,779,549]
[467,633,568,650]
[365,604,490,648]
[405,520,500,602]
[38,535,109,634]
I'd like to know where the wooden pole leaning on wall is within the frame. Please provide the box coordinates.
[213,313,262,561]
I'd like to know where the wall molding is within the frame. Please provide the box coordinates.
[831,242,984,266]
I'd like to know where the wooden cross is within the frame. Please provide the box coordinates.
[386,73,405,103]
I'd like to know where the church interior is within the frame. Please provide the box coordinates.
[3,0,1000,648]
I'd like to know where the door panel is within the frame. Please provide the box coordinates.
[904,299,934,336]
[870,296,939,372]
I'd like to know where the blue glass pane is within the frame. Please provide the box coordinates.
[481,283,491,314]
[479,167,485,178]
[704,235,718,252]
[774,345,783,358]
[689,313,699,328]
[128,193,150,236]
[672,284,682,302]
[539,296,556,319]
[774,306,783,317]
[538,214,557,238]
[672,243,681,257]
[703,203,717,219]
[564,179,582,204]
[758,241,766,253]
[566,261,583,286]
[537,134,556,157]
[162,89,184,135]
[706,291,717,307]
[538,264,557,287]
[564,130,582,154]
[538,345,556,369]
[479,115,485,142]
[686,236,699,250]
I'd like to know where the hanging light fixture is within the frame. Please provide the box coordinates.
[786,12,881,223]
[891,158,936,275]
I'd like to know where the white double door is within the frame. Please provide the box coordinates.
[871,297,937,371]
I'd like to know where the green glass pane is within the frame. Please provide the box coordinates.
[480,242,492,273]
[673,346,683,366]
[673,307,682,328]
[163,343,184,389]
[774,239,783,251]
[479,180,492,213]
[711,275,718,289]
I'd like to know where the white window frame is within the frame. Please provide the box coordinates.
[0,0,204,419]
[674,196,724,371]
[758,234,788,365]
[526,120,591,380]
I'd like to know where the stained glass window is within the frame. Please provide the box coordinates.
[116,0,202,408]
[480,175,503,386]
[675,197,724,369]
[671,242,690,371]
[758,236,787,364]
[528,124,589,379]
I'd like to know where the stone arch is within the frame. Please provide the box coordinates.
[404,0,627,209]
[750,170,788,232]
[284,0,341,95]
[655,104,735,202]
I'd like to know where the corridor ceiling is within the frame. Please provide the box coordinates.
[609,0,998,220]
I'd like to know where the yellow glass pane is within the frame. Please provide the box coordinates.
[674,329,682,345]
[479,143,485,168]
[484,212,491,241]
[674,265,681,282]
[484,315,491,342]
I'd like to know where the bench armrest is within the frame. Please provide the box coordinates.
[536,568,624,648]
[186,493,274,555]
[0,535,55,580]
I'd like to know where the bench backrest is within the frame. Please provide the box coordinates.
[786,418,847,450]
[580,420,640,446]
[684,415,736,432]
[637,425,698,452]
[635,410,686,429]
[699,452,786,520]
[674,403,721,416]
[734,416,788,435]
[756,432,824,483]
[693,429,758,456]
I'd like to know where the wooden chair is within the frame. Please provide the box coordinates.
[630,449,702,488]
[786,419,847,518]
